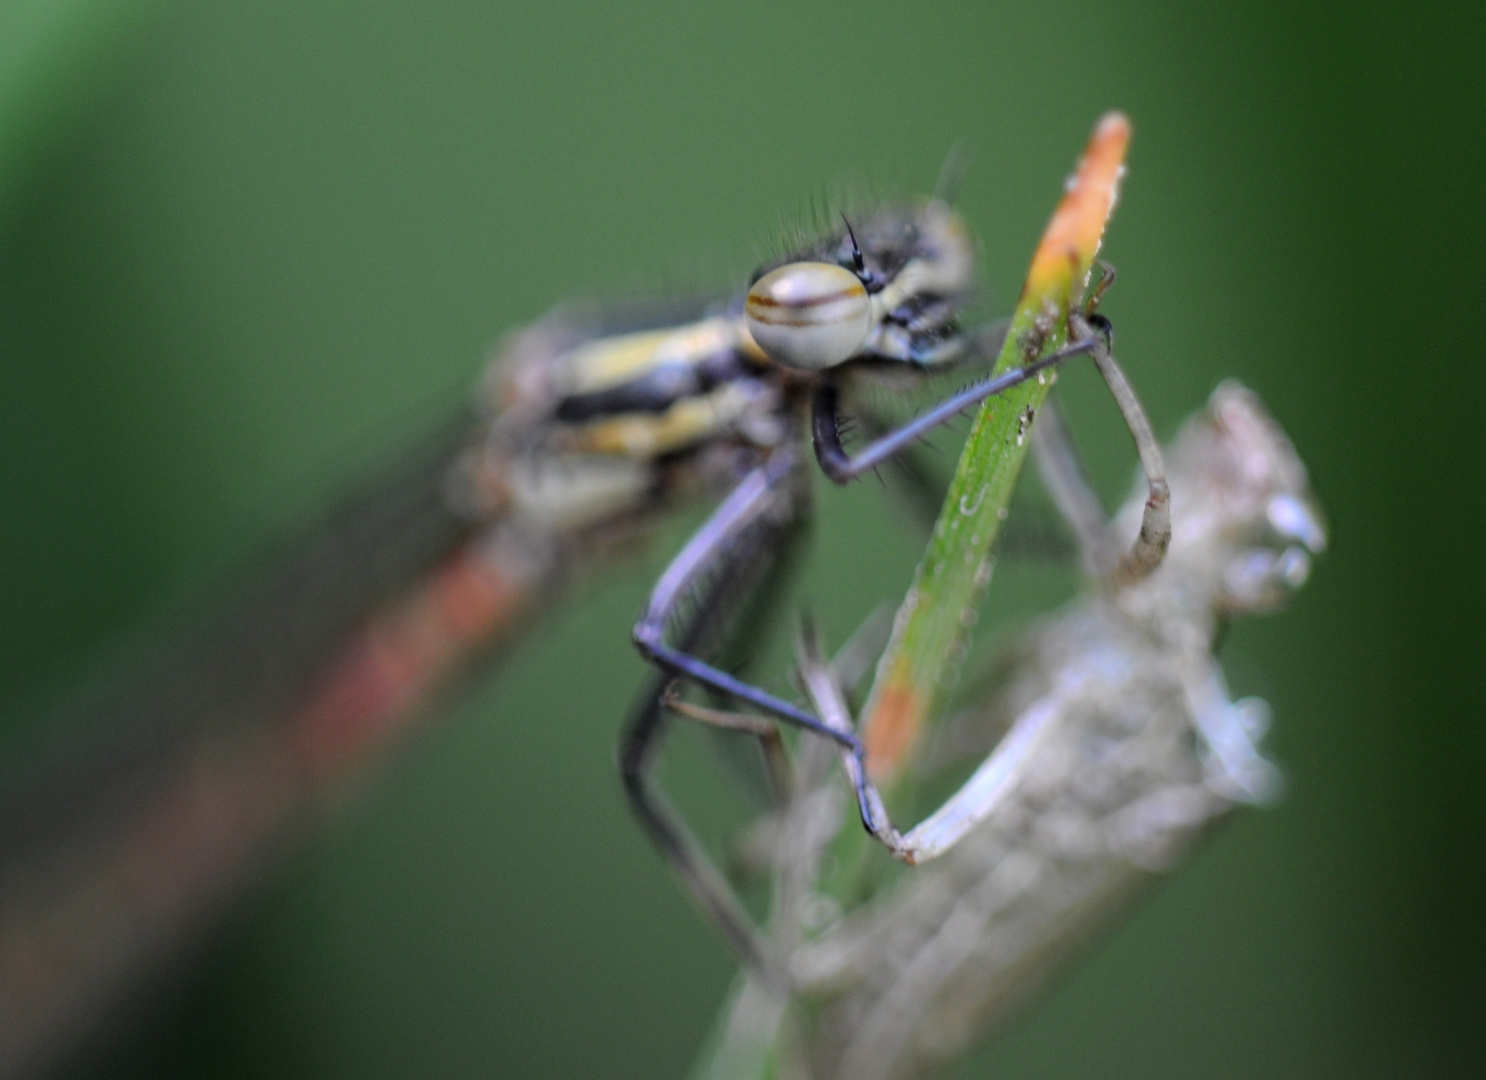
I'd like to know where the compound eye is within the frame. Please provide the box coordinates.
[745,262,871,370]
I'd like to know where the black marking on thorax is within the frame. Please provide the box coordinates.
[554,349,758,424]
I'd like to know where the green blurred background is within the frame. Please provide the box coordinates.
[2,0,1483,1076]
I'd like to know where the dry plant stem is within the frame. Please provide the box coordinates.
[793,384,1322,1080]
[691,382,1326,1080]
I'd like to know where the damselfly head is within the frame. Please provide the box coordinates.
[745,199,976,371]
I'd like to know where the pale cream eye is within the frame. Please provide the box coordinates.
[744,261,871,370]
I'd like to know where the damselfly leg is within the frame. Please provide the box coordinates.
[809,332,1098,483]
[632,451,854,749]
[620,448,813,974]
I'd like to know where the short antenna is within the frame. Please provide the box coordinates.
[839,212,866,276]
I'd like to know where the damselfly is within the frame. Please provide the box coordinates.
[694,381,1326,1080]
[0,132,1157,1075]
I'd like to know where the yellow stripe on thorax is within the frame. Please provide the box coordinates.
[564,316,748,394]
